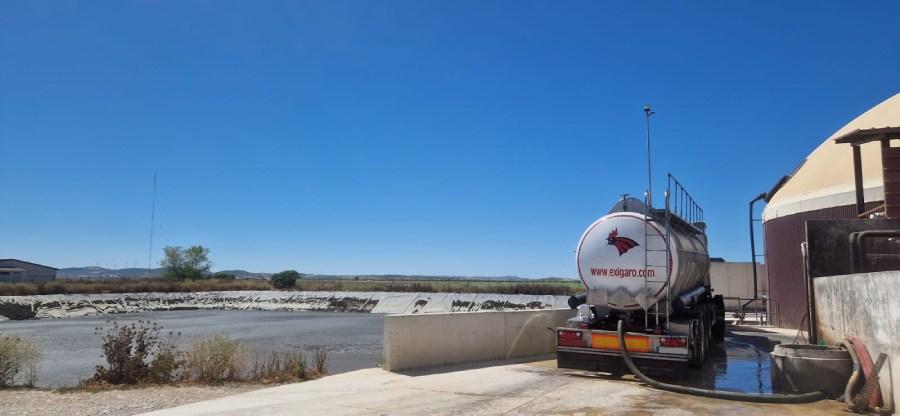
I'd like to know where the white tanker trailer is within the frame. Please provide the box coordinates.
[557,184,726,372]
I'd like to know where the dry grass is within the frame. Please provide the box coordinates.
[183,335,323,384]
[182,335,243,384]
[0,277,581,297]
[0,335,42,387]
[312,348,327,376]
[248,351,308,383]
[83,323,323,388]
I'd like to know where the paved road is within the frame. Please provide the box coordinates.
[140,360,845,416]
[0,310,383,387]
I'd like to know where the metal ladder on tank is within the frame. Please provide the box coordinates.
[643,178,673,330]
[643,174,702,330]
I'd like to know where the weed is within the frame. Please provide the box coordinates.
[88,320,180,385]
[312,348,328,376]
[248,350,306,383]
[182,335,242,384]
[0,335,42,387]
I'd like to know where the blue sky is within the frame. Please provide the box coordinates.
[1,1,898,277]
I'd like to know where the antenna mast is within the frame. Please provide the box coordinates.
[148,173,157,271]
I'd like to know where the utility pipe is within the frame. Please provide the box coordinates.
[742,192,767,313]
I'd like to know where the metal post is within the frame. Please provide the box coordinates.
[148,173,157,271]
[642,105,654,331]
[644,105,655,208]
[665,188,671,329]
[801,242,818,344]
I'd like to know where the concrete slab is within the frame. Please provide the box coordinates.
[141,360,846,416]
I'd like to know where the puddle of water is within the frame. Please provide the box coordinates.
[659,331,774,393]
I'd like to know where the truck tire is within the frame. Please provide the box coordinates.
[688,319,705,367]
[712,295,726,342]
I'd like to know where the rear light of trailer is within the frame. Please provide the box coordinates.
[659,336,688,348]
[558,330,586,347]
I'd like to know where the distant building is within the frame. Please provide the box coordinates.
[0,259,58,283]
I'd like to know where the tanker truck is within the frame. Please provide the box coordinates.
[556,176,725,372]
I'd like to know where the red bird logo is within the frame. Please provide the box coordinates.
[607,228,639,256]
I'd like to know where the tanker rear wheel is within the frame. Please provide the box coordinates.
[712,295,726,342]
[687,319,706,367]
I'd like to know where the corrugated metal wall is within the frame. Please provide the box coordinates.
[0,260,57,283]
[763,201,880,328]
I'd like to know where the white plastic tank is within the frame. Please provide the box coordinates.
[576,200,709,311]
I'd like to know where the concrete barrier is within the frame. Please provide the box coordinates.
[814,271,899,411]
[709,261,767,309]
[0,292,570,320]
[383,308,573,371]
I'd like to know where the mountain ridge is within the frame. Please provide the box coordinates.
[56,267,576,282]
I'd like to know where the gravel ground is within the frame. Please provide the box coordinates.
[0,384,265,416]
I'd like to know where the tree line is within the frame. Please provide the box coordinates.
[160,245,299,288]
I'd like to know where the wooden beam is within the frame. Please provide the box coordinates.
[853,145,865,215]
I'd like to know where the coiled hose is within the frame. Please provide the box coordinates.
[841,339,864,411]
[840,338,893,415]
[616,320,826,403]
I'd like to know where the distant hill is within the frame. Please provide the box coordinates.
[56,267,576,282]
[57,267,271,280]
[58,266,162,279]
[295,274,532,281]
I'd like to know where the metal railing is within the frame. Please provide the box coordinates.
[723,296,769,326]
[668,174,704,225]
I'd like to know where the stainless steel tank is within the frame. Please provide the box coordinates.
[576,202,709,311]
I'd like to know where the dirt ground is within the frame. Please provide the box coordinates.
[0,384,264,416]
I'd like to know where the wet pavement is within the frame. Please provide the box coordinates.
[676,328,779,393]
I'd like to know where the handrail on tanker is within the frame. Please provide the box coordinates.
[667,174,704,225]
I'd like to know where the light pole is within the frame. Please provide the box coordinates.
[644,105,655,207]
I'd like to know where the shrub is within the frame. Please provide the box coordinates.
[312,348,328,376]
[0,335,42,387]
[89,320,180,385]
[249,351,306,383]
[183,335,243,384]
[212,272,237,280]
[296,353,307,379]
[271,270,300,289]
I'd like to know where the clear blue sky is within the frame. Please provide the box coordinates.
[1,1,898,277]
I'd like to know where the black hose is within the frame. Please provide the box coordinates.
[616,320,826,403]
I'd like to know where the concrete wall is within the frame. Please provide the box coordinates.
[814,271,899,412]
[383,308,573,372]
[0,292,570,320]
[709,261,767,309]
